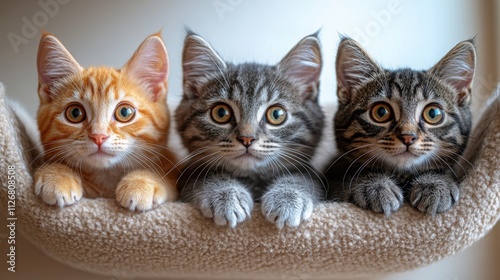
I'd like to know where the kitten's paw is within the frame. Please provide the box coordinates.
[116,171,168,212]
[261,188,314,229]
[410,173,459,215]
[198,187,253,228]
[34,164,83,208]
[347,175,403,216]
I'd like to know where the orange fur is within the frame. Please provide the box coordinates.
[34,33,179,211]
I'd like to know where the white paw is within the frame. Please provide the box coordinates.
[116,173,167,212]
[198,187,253,228]
[34,167,83,208]
[261,188,314,229]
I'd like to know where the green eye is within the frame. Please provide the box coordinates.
[422,105,444,124]
[211,103,232,124]
[65,104,86,123]
[370,103,392,123]
[115,103,136,123]
[266,106,287,125]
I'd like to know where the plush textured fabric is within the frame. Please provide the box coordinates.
[0,82,499,279]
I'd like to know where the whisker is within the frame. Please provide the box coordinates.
[200,155,226,191]
[325,143,376,172]
[441,148,474,168]
[277,151,328,196]
[185,154,223,198]
[133,144,179,172]
[135,141,185,157]
[342,147,380,191]
[176,151,221,194]
[349,151,381,189]
[434,154,459,179]
[277,152,314,195]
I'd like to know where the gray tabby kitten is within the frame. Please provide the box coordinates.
[176,31,325,229]
[326,38,475,215]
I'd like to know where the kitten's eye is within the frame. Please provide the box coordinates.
[115,103,136,123]
[211,103,232,124]
[266,106,287,125]
[370,103,392,123]
[65,104,86,123]
[422,105,444,124]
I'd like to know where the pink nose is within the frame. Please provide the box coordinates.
[398,133,418,146]
[236,136,257,147]
[89,134,109,146]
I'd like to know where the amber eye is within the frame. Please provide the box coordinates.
[211,103,232,124]
[115,103,136,123]
[422,104,444,124]
[266,106,287,125]
[65,104,86,123]
[370,103,393,123]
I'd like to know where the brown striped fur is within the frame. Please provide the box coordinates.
[34,33,178,211]
[325,37,476,215]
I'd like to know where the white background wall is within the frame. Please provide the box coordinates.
[1,0,499,279]
[0,0,493,112]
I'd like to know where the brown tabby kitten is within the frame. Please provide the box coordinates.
[34,33,179,211]
[326,38,476,215]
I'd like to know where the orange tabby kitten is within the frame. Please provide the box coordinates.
[34,32,179,211]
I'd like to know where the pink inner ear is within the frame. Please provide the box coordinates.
[430,41,476,95]
[37,34,81,94]
[37,33,82,103]
[287,61,321,84]
[280,38,321,85]
[136,61,168,101]
[451,65,475,91]
[142,59,168,86]
[335,39,383,94]
[124,35,169,101]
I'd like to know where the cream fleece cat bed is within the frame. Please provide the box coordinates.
[1,82,499,279]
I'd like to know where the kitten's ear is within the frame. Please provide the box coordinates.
[335,37,383,103]
[429,40,476,105]
[123,33,169,102]
[182,32,226,98]
[277,34,322,99]
[37,33,82,103]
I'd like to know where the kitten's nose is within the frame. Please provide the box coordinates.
[89,134,109,146]
[236,136,257,147]
[398,133,418,146]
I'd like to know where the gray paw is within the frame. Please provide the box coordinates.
[410,173,459,215]
[261,188,314,229]
[347,174,403,216]
[198,187,253,228]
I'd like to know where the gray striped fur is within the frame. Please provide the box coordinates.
[176,32,325,229]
